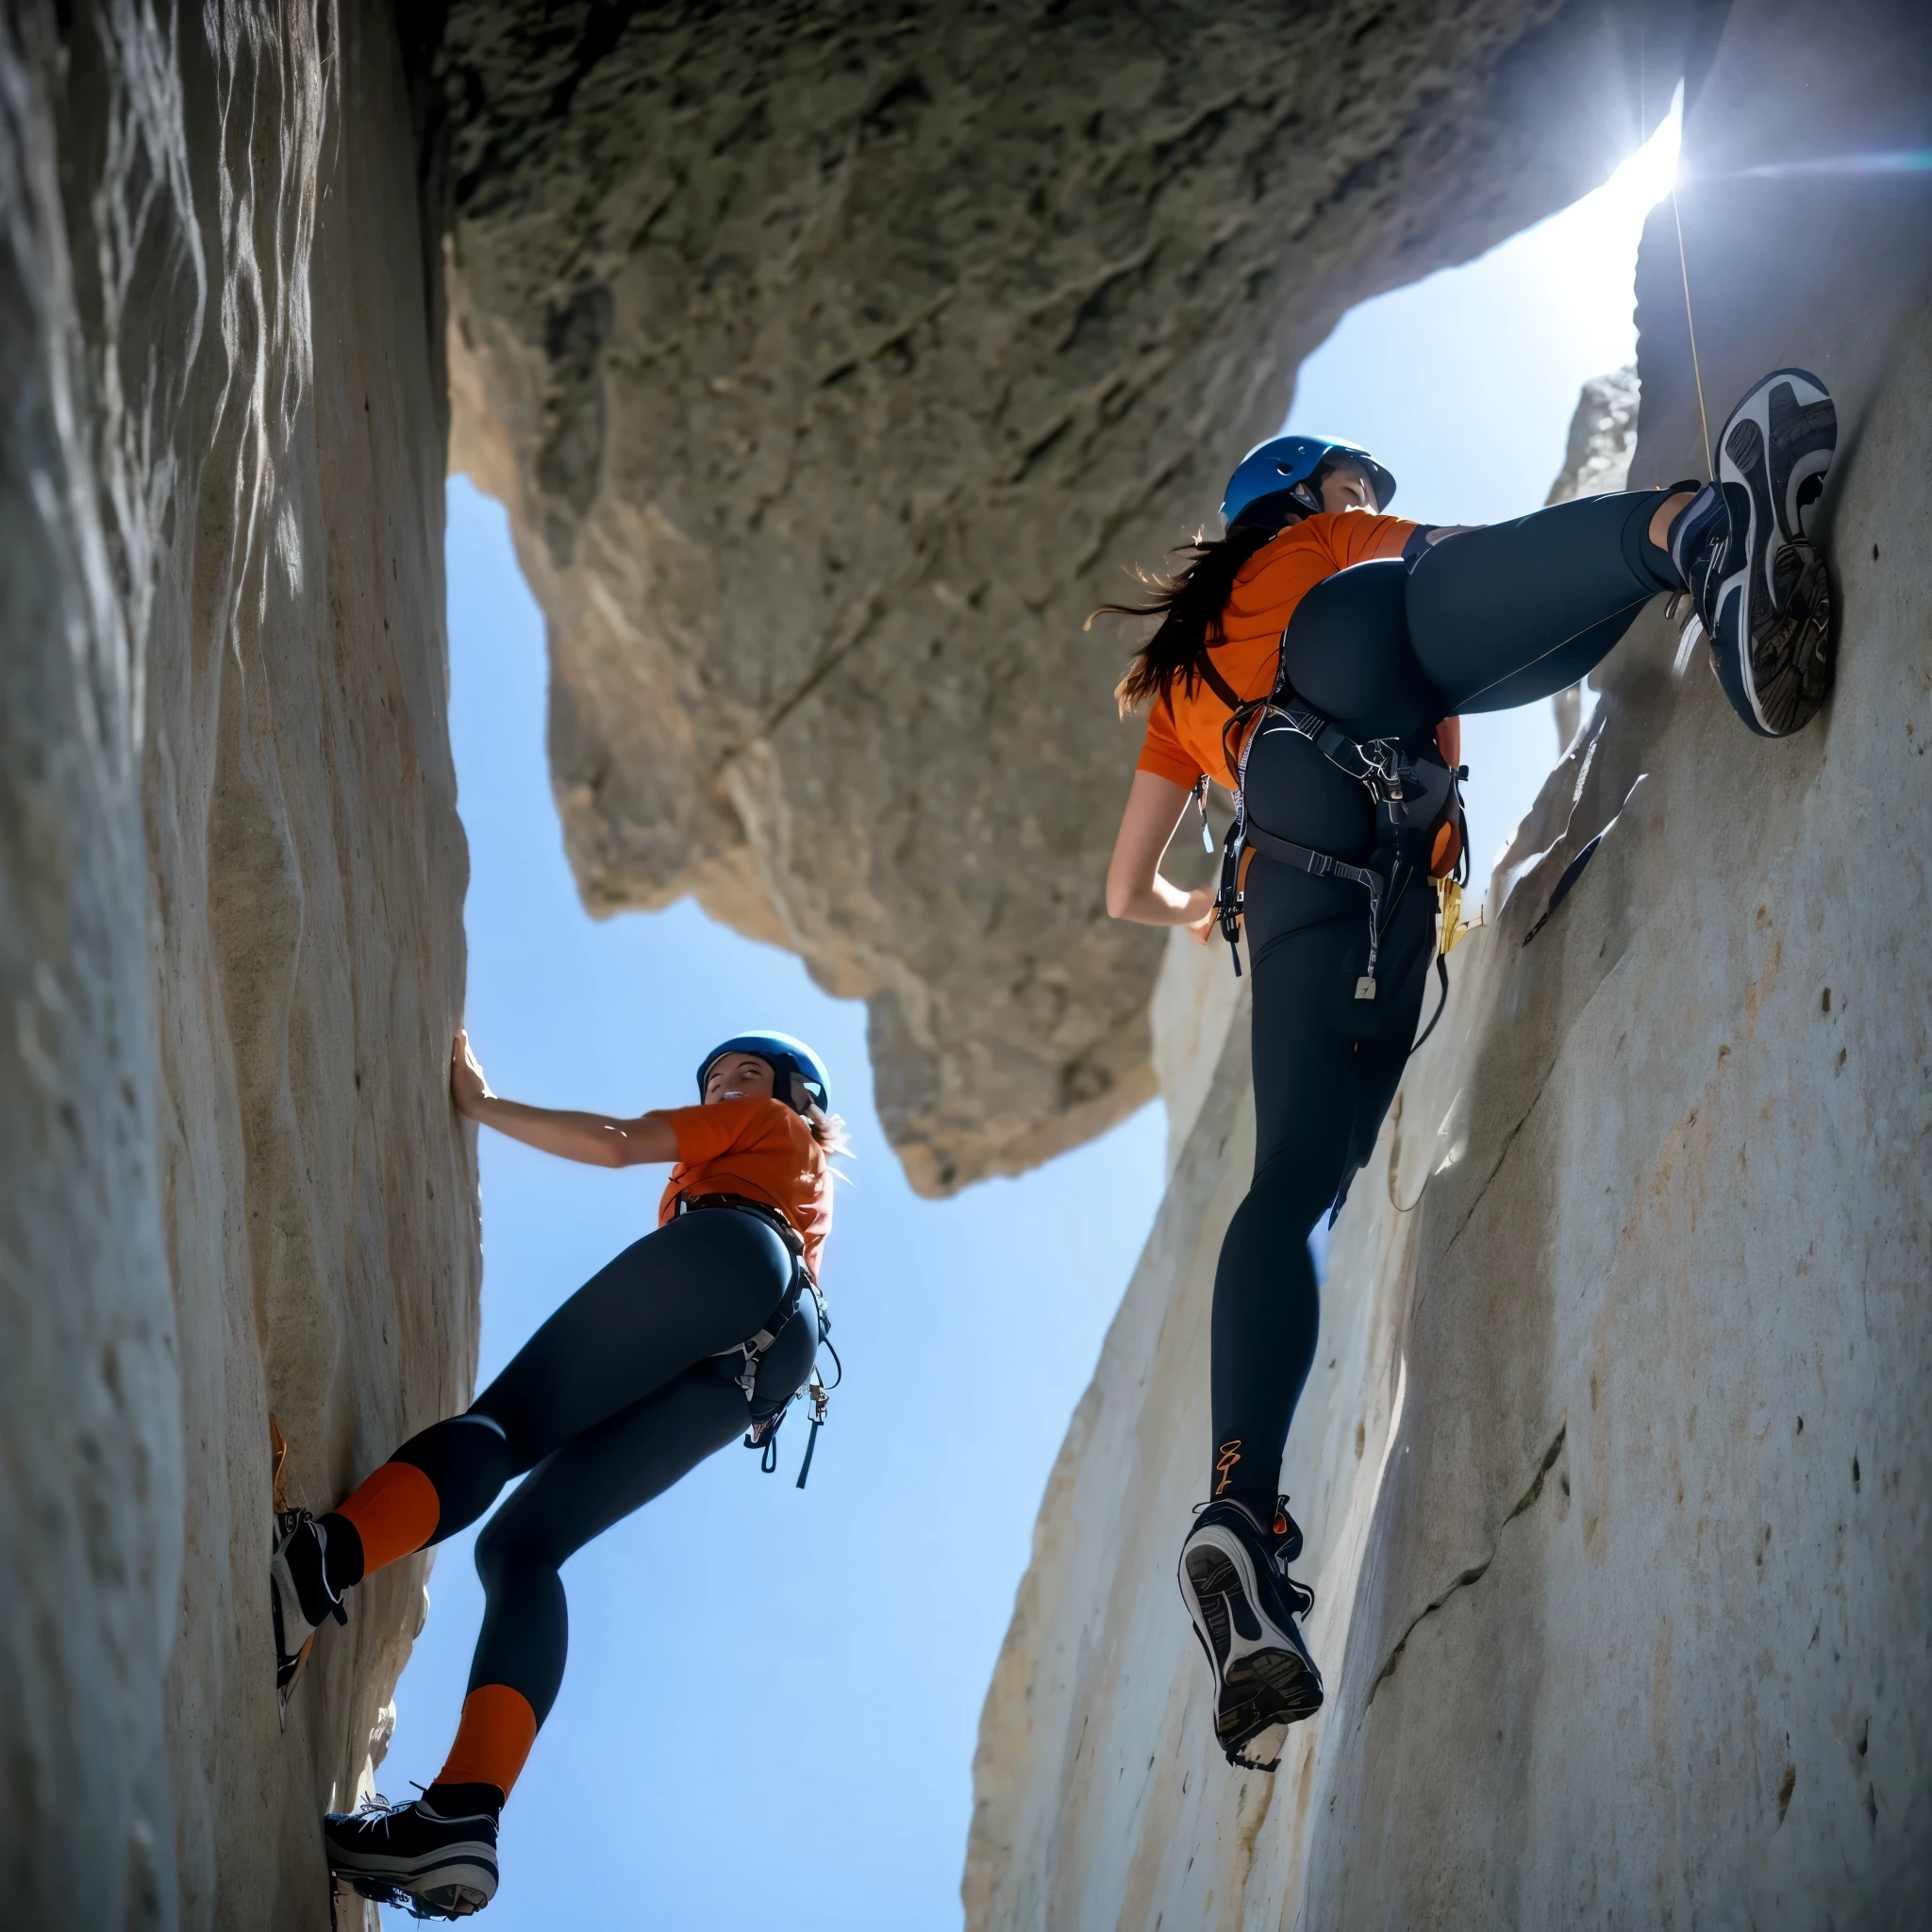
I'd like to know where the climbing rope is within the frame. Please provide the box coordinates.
[1671,182,1713,475]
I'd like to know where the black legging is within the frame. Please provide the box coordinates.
[383,1209,816,1726]
[1208,491,1677,1519]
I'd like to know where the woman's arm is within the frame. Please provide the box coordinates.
[1106,770,1217,943]
[449,1030,679,1168]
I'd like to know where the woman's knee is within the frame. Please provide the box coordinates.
[475,1508,558,1595]
[1241,1156,1344,1241]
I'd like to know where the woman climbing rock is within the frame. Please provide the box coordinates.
[271,1029,844,1918]
[1099,369,1837,1773]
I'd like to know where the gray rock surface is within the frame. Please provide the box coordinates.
[2,6,476,1924]
[1546,362,1641,505]
[1547,365,1641,747]
[436,0,1711,1191]
[964,2,1932,1922]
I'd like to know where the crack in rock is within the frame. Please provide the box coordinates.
[1366,1423,1567,1707]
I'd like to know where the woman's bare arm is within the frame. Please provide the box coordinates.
[1106,770,1217,942]
[449,1030,679,1168]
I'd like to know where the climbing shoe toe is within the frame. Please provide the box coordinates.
[324,1796,499,1919]
[1705,367,1838,737]
[1177,1500,1324,1771]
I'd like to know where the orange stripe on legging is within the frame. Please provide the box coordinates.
[435,1685,540,1799]
[333,1460,441,1574]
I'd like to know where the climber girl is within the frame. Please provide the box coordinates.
[1100,368,1837,1773]
[271,1028,844,1918]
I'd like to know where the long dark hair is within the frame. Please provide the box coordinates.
[1093,514,1304,715]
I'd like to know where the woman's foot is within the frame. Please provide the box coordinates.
[1698,367,1838,737]
[270,1510,348,1705]
[323,1791,500,1919]
[1177,1497,1324,1771]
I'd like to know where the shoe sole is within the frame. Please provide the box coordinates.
[335,1872,495,1920]
[1178,1533,1324,1767]
[328,1843,499,1917]
[1712,367,1837,737]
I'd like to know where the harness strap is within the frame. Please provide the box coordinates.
[1241,821,1393,997]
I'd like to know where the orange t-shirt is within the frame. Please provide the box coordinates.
[651,1097,832,1278]
[1135,510,1419,791]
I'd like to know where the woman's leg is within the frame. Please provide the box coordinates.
[1208,868,1433,1523]
[429,1300,819,1807]
[428,1367,754,1809]
[1278,491,1681,734]
[1406,491,1680,711]
[318,1210,794,1594]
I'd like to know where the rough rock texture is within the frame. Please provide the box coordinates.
[1546,363,1641,506]
[1547,366,1641,748]
[2,6,477,1925]
[965,3,1932,1924]
[434,0,1714,1191]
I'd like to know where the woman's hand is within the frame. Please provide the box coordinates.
[1107,772,1221,927]
[448,1029,678,1167]
[1183,887,1219,946]
[451,1029,493,1120]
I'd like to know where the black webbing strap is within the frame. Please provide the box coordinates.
[1197,651,1244,712]
[1241,822,1390,995]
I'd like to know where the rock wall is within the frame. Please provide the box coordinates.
[1546,367,1641,749]
[964,2,1932,1924]
[432,0,1718,1192]
[2,6,477,1925]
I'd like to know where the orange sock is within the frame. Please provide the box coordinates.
[434,1685,540,1800]
[333,1460,441,1576]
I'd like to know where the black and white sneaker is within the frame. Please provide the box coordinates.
[1177,1497,1323,1771]
[271,1509,346,1711]
[1703,367,1838,737]
[324,1794,499,1919]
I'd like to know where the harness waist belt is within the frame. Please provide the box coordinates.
[673,1191,805,1262]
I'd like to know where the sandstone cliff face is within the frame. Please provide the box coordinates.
[964,3,1932,1923]
[2,7,476,1925]
[434,0,1712,1192]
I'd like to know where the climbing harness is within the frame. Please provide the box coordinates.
[1205,642,1468,1058]
[672,1192,841,1488]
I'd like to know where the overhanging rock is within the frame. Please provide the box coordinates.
[431,0,1717,1191]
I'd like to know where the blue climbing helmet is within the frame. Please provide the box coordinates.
[695,1031,831,1116]
[1220,434,1397,532]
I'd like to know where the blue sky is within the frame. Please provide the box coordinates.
[376,109,1678,1930]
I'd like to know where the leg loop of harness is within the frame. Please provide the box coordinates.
[1239,821,1402,1002]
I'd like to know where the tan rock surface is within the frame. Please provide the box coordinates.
[435,0,1713,1191]
[3,7,476,1924]
[965,2,1932,1921]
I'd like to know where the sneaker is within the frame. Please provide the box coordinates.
[1177,1497,1323,1771]
[271,1509,346,1707]
[1705,367,1838,737]
[1663,477,1727,612]
[323,1794,499,1919]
